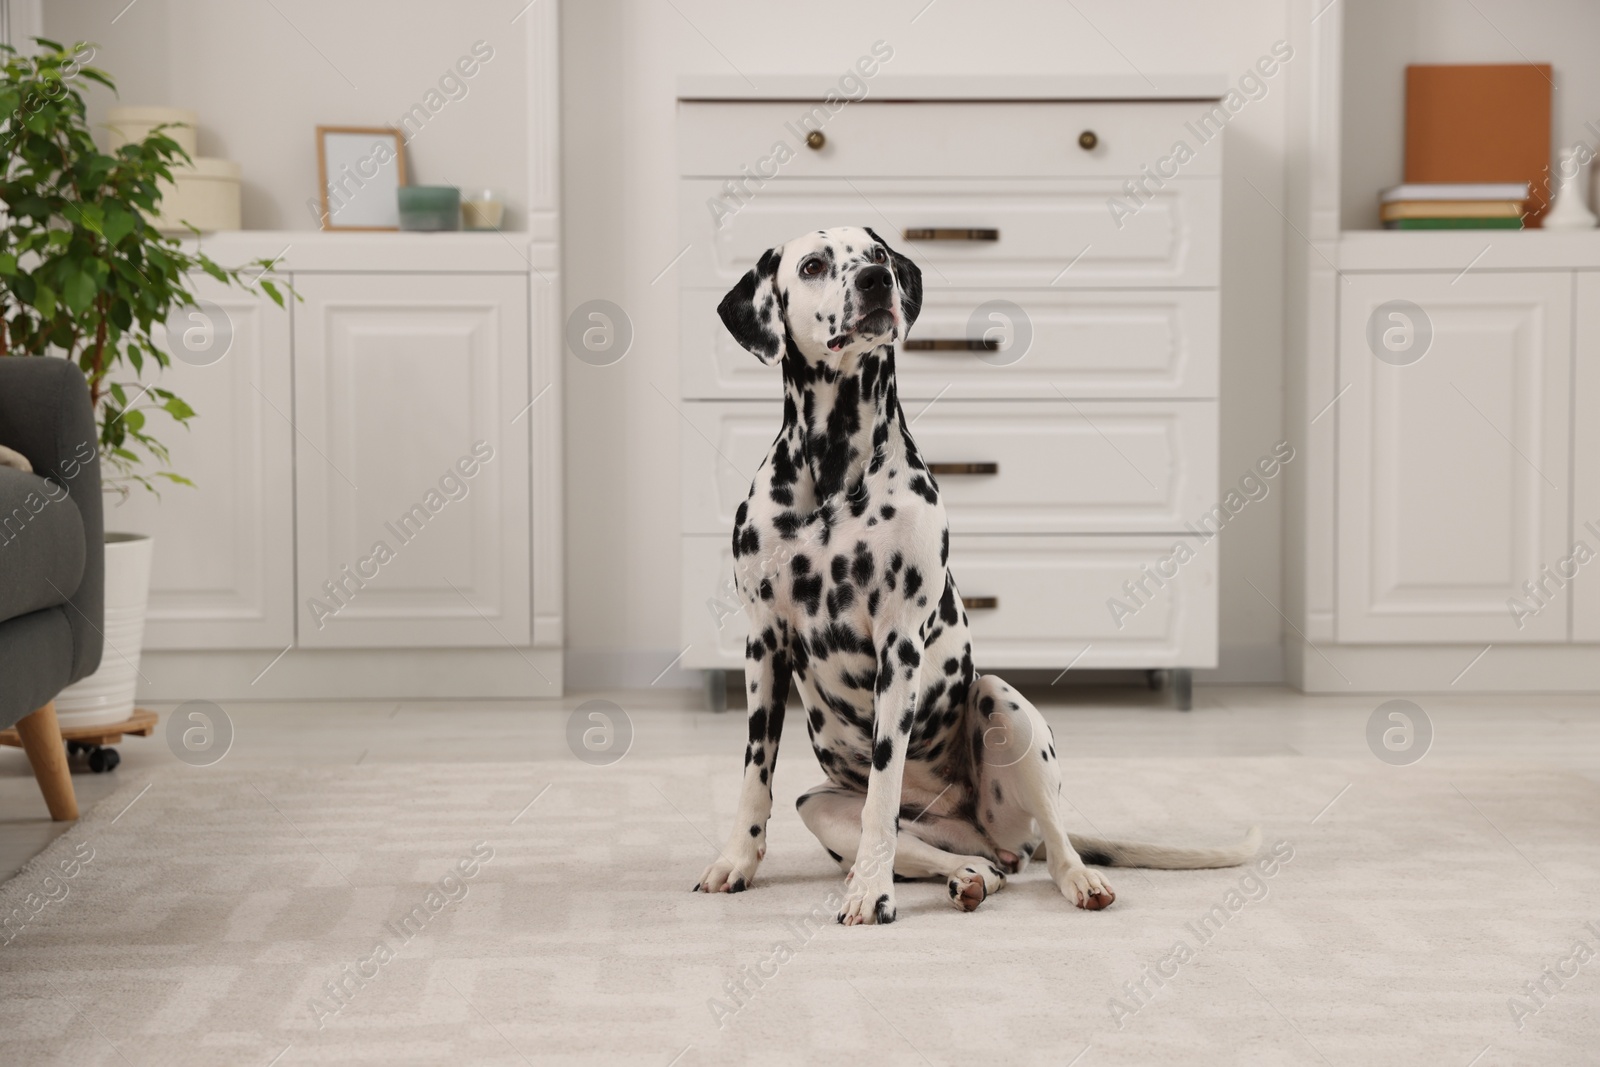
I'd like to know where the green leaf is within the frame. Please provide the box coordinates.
[61,269,97,313]
[102,201,137,246]
[122,409,145,434]
[162,395,195,421]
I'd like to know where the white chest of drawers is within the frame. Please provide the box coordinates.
[676,81,1223,705]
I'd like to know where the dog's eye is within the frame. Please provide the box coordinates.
[872,246,888,264]
[800,257,825,277]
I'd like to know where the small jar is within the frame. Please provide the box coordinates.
[462,188,504,231]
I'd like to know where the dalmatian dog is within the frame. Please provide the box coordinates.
[693,227,1259,924]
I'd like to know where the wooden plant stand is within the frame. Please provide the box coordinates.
[0,707,156,774]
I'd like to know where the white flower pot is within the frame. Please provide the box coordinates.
[55,533,155,729]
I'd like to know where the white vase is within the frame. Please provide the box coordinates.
[1543,149,1598,230]
[55,533,155,729]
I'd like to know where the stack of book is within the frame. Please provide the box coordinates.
[1380,182,1530,230]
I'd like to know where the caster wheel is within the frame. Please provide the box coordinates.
[1144,669,1165,692]
[88,747,121,773]
[67,741,88,756]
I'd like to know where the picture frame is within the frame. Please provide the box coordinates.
[315,125,408,231]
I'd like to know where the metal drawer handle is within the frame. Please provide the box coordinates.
[962,596,1000,611]
[929,462,999,476]
[904,338,1000,352]
[805,130,826,150]
[903,228,999,242]
[1078,129,1099,151]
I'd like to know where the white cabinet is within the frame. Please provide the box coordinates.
[676,92,1224,683]
[126,235,561,698]
[1336,272,1572,643]
[1574,273,1600,643]
[292,274,531,648]
[117,278,296,649]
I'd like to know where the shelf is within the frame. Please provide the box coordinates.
[1338,228,1600,271]
[178,230,543,274]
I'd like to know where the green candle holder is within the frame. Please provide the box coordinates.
[397,186,460,232]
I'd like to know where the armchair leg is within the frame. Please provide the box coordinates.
[15,701,79,821]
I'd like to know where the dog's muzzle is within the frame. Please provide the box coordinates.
[826,266,898,351]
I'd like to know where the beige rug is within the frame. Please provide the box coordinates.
[1,756,1597,1066]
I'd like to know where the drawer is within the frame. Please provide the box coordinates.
[681,287,1219,400]
[681,178,1219,289]
[682,533,1217,670]
[678,101,1222,179]
[679,400,1218,535]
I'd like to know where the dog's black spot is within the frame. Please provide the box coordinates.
[903,566,922,598]
[750,825,761,837]
[1079,849,1113,867]
[872,737,894,771]
[827,848,843,862]
[874,894,895,924]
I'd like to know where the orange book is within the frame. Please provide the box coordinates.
[1405,64,1553,226]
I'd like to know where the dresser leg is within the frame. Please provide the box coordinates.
[705,670,728,713]
[1173,669,1193,712]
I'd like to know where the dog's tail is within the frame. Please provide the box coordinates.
[1067,826,1261,870]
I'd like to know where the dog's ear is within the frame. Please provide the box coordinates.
[717,246,786,365]
[865,226,922,332]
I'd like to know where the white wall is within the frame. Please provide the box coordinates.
[1341,0,1600,229]
[44,0,529,231]
[561,0,1294,687]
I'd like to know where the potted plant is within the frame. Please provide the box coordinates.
[1,39,288,727]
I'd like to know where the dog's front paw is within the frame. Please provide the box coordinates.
[837,866,896,926]
[1056,864,1115,910]
[694,847,760,894]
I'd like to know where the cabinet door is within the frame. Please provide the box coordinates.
[293,274,530,648]
[1575,273,1600,642]
[1337,272,1571,643]
[115,278,295,649]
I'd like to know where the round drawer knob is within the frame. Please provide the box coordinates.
[1078,129,1098,151]
[805,130,826,150]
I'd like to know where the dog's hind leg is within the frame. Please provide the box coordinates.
[796,784,1007,912]
[969,675,1115,911]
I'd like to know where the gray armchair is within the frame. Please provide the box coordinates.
[0,358,105,820]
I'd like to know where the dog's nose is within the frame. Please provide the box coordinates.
[855,265,893,295]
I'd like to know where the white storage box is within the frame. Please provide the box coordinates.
[106,106,198,156]
[156,158,243,234]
